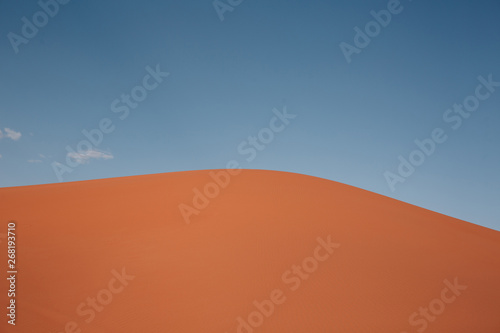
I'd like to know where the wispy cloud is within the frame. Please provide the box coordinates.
[27,153,46,163]
[0,128,22,141]
[67,149,114,164]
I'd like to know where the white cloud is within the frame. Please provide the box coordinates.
[39,153,46,159]
[3,128,21,141]
[0,154,2,158]
[67,149,114,164]
[28,159,43,163]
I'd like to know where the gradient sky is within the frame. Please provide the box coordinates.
[0,0,499,230]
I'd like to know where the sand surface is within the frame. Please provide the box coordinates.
[1,169,499,332]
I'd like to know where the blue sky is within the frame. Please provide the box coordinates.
[0,0,499,230]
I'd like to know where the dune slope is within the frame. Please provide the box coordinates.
[1,169,499,332]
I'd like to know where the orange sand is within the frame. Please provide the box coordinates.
[1,169,499,332]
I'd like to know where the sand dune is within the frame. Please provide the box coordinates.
[1,169,499,332]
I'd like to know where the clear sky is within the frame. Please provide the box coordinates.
[0,0,499,230]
